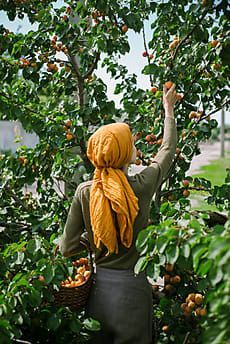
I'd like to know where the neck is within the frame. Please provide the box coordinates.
[121,164,129,175]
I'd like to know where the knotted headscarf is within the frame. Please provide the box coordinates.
[87,122,139,254]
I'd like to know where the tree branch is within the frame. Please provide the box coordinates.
[160,186,210,197]
[69,54,83,81]
[83,51,101,79]
[169,7,210,69]
[142,25,153,86]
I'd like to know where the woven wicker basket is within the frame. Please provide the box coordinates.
[54,240,93,310]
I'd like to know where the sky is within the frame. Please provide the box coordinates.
[0,4,228,126]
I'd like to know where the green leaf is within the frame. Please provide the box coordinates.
[209,266,224,286]
[69,318,82,333]
[41,264,54,284]
[181,244,190,258]
[156,236,168,254]
[136,228,151,252]
[197,259,212,276]
[134,256,148,275]
[193,246,208,271]
[189,219,201,230]
[47,313,62,331]
[165,245,179,264]
[28,288,41,307]
[83,318,101,332]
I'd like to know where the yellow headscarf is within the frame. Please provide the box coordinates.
[87,122,139,254]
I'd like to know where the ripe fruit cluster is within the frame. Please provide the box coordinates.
[47,62,58,73]
[63,119,75,141]
[18,155,28,166]
[189,111,203,120]
[61,257,91,288]
[163,264,181,295]
[145,133,162,146]
[20,57,30,68]
[142,51,154,59]
[181,293,207,317]
[50,35,68,54]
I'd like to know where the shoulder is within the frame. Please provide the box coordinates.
[127,165,159,184]
[75,180,93,198]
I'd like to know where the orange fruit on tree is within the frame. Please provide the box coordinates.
[165,81,173,89]
[199,308,207,316]
[38,275,46,284]
[187,293,196,302]
[165,263,174,272]
[162,325,170,333]
[182,180,190,187]
[65,119,72,127]
[210,40,219,48]
[183,190,190,197]
[135,159,141,166]
[188,301,196,310]
[151,86,158,94]
[189,111,197,119]
[121,25,128,33]
[195,293,203,305]
[66,132,74,141]
[170,275,181,284]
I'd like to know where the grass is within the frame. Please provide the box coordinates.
[189,154,230,212]
[192,156,230,186]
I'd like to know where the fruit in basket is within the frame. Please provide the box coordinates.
[61,257,91,288]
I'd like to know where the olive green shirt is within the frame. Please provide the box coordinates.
[60,117,177,269]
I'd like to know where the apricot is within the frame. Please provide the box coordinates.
[38,275,45,284]
[162,325,169,333]
[180,303,187,311]
[165,81,173,89]
[189,111,197,120]
[135,159,141,165]
[145,134,152,142]
[65,119,72,127]
[142,51,148,57]
[156,138,163,145]
[188,301,196,310]
[121,25,128,33]
[164,274,171,283]
[187,293,196,302]
[151,86,158,94]
[77,266,86,275]
[210,40,219,48]
[183,190,190,197]
[66,133,74,141]
[170,275,181,284]
[195,293,203,305]
[165,263,174,272]
[164,284,175,294]
[199,308,207,316]
[79,257,88,265]
[182,180,190,187]
[149,53,154,59]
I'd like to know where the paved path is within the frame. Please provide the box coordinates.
[187,140,229,176]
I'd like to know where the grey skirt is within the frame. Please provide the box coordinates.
[85,266,153,344]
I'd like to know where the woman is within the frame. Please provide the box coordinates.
[60,83,178,343]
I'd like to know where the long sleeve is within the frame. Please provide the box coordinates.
[151,116,177,181]
[59,186,85,257]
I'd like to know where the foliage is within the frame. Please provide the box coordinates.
[0,0,229,342]
[135,204,230,344]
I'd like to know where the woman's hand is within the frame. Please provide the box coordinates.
[163,83,177,118]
